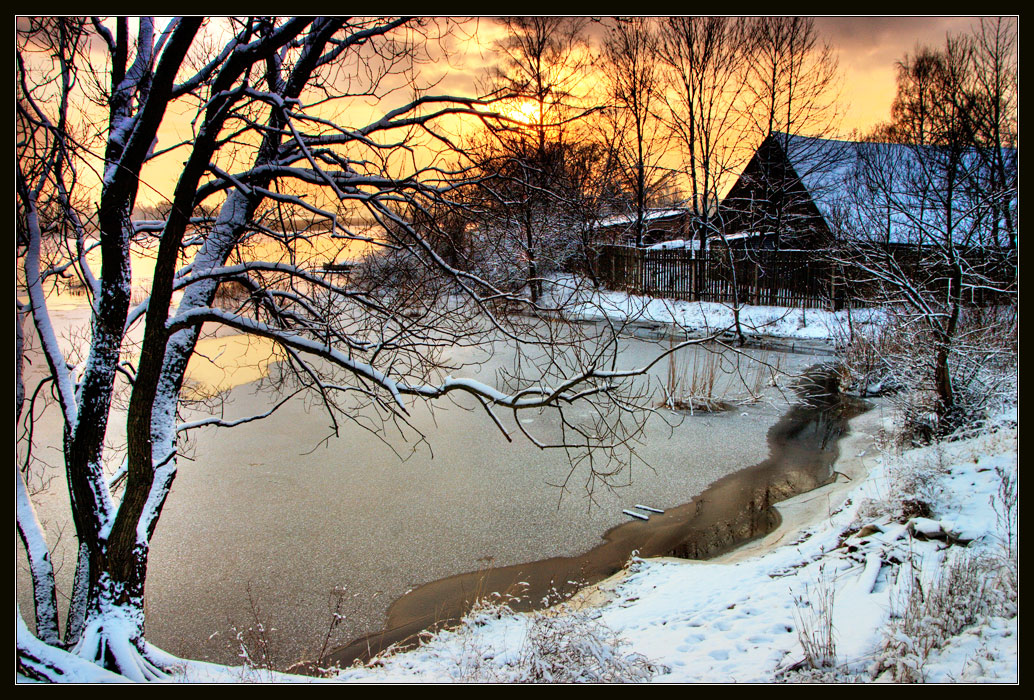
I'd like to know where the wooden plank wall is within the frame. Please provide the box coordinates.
[596,246,1016,310]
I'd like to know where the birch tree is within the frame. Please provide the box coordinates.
[17,16,703,681]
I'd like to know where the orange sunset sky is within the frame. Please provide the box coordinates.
[429,16,990,134]
[42,16,1002,207]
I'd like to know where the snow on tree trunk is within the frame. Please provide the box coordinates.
[15,465,60,646]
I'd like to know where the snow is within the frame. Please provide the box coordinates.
[322,408,1016,684]
[36,397,1006,684]
[598,208,686,229]
[19,280,1016,684]
[542,275,886,344]
[648,238,699,251]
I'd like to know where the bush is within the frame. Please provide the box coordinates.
[834,305,1016,444]
[854,443,947,525]
[444,598,659,683]
[511,608,657,683]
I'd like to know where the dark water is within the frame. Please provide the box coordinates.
[314,364,868,673]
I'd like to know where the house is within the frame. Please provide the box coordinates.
[719,131,1017,252]
[719,132,851,251]
[594,208,698,247]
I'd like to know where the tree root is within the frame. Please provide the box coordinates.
[16,607,180,683]
[72,619,171,682]
[16,610,127,683]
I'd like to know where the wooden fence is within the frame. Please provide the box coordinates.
[597,246,844,310]
[595,245,1017,310]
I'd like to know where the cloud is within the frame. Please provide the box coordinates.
[815,16,980,69]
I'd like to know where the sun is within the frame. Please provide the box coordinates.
[503,99,542,125]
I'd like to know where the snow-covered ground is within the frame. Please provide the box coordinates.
[27,399,1015,684]
[318,405,1018,683]
[19,284,1017,683]
[542,275,886,344]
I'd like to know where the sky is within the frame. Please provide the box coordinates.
[444,16,988,135]
[20,16,1004,207]
[809,16,984,132]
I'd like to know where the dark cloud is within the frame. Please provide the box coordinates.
[813,16,985,70]
[813,16,980,49]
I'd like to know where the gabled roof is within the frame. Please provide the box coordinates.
[770,132,855,226]
[763,132,1016,247]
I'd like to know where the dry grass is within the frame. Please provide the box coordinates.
[446,599,658,683]
[661,345,784,414]
[873,553,993,682]
[661,347,732,414]
[791,567,838,671]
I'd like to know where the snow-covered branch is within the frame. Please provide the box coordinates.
[177,388,303,434]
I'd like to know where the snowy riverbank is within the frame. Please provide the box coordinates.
[325,405,1018,683]
[142,400,1016,683]
[542,274,888,348]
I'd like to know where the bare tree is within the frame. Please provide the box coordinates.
[17,16,704,681]
[954,18,1017,248]
[743,16,840,142]
[478,16,595,301]
[736,17,842,250]
[657,16,752,246]
[830,24,1017,434]
[600,17,669,248]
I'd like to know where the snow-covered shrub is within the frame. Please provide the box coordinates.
[854,444,947,525]
[873,552,996,683]
[444,600,657,683]
[833,305,1017,443]
[510,608,656,683]
[829,315,901,398]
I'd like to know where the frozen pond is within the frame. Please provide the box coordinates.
[17,307,825,669]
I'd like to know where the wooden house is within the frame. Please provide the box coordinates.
[594,208,698,247]
[719,132,1017,253]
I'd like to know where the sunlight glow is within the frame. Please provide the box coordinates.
[503,99,543,126]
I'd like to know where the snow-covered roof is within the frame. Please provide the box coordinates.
[648,238,701,251]
[646,231,764,251]
[773,132,1016,247]
[598,208,687,229]
[717,231,763,242]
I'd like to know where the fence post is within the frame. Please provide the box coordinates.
[752,259,759,306]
